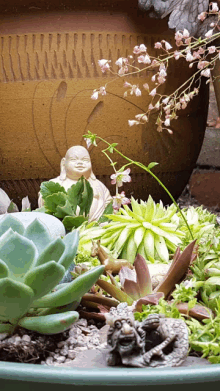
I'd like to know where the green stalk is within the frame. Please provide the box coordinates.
[86,134,194,240]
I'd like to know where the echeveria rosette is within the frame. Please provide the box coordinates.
[0,215,104,334]
[84,196,185,264]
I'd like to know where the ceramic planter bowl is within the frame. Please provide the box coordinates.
[1,361,220,390]
[0,0,209,208]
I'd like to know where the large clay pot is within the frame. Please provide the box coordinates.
[0,0,209,208]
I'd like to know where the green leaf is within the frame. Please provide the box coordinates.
[0,278,34,322]
[63,216,87,230]
[107,143,118,153]
[7,201,19,213]
[0,231,37,282]
[147,162,159,170]
[0,259,9,278]
[40,181,66,199]
[31,265,105,308]
[23,219,52,255]
[0,323,14,333]
[97,278,133,305]
[24,261,65,300]
[56,199,75,218]
[34,238,65,267]
[0,215,25,236]
[18,311,79,334]
[98,201,113,223]
[78,178,93,216]
[44,193,67,215]
[205,277,220,287]
[66,178,85,213]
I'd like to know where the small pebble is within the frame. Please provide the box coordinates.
[56,356,66,363]
[57,341,66,348]
[67,350,76,360]
[46,357,54,365]
[60,346,69,356]
[22,335,31,343]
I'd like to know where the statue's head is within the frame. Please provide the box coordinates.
[105,303,144,356]
[60,145,93,181]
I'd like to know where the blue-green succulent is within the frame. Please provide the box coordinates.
[0,215,104,335]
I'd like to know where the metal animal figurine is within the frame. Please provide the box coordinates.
[138,0,215,38]
[105,303,189,368]
[91,240,133,275]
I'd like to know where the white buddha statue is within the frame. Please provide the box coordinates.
[38,145,112,222]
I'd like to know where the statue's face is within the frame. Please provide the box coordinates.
[109,317,140,355]
[64,146,92,180]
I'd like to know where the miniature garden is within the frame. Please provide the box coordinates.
[1,0,220,374]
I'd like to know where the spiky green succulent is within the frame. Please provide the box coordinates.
[80,196,185,263]
[0,214,104,335]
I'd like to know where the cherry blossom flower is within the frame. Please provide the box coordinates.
[198,12,207,21]
[162,40,172,50]
[98,59,110,73]
[183,29,190,38]
[197,60,209,69]
[143,83,149,91]
[110,168,132,187]
[151,75,156,82]
[149,88,157,97]
[112,191,131,211]
[201,69,211,77]
[210,2,219,12]
[162,97,169,105]
[128,120,140,126]
[99,86,107,96]
[164,118,170,127]
[124,81,132,88]
[186,52,194,62]
[148,103,154,110]
[208,46,216,53]
[91,90,99,100]
[139,44,147,52]
[205,29,213,38]
[154,42,162,49]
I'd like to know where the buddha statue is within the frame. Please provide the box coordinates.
[38,145,112,222]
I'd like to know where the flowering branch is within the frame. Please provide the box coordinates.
[90,3,220,134]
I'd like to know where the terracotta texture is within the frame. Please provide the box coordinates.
[0,1,209,208]
[189,171,220,208]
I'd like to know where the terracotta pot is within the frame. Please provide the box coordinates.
[0,1,209,208]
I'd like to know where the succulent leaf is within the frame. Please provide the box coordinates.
[24,261,65,300]
[0,259,9,278]
[31,265,105,308]
[0,214,25,236]
[0,278,34,322]
[0,231,37,281]
[154,234,169,263]
[34,238,65,267]
[23,219,52,255]
[0,323,14,333]
[18,311,79,334]
[58,230,79,269]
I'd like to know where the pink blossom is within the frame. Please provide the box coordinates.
[181,102,188,109]
[159,69,167,77]
[143,83,149,91]
[112,191,131,211]
[198,47,205,54]
[124,81,132,88]
[149,88,157,97]
[91,90,99,100]
[162,97,169,105]
[139,44,147,53]
[164,118,170,127]
[133,46,141,54]
[151,75,156,82]
[208,46,216,53]
[176,40,184,47]
[110,168,132,187]
[134,87,142,97]
[185,38,192,45]
[143,54,151,64]
[118,66,128,75]
[175,102,181,110]
[201,69,211,77]
[174,51,181,60]
[138,55,145,63]
[154,42,162,49]
[85,138,92,149]
[183,29,190,38]
[167,129,173,134]
[175,31,183,41]
[192,51,201,59]
[148,103,154,110]
[99,86,106,96]
[210,2,219,12]
[115,57,124,67]
[205,29,213,38]
[163,41,172,50]
[154,101,160,110]
[157,75,166,84]
[128,120,140,126]
[198,12,206,21]
[197,60,210,69]
[98,59,110,73]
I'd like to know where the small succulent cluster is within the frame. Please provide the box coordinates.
[81,196,184,264]
[0,215,104,335]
